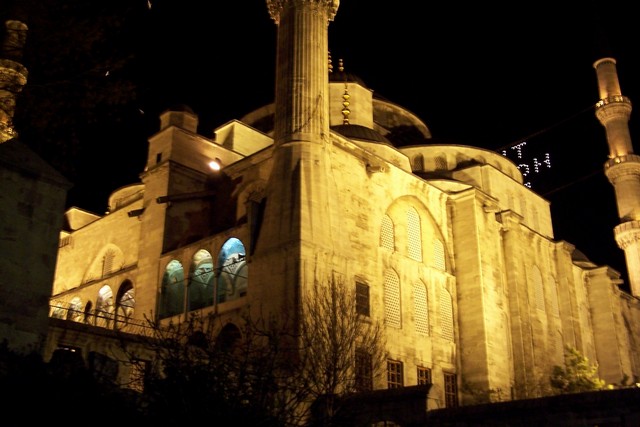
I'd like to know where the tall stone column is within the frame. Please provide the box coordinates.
[267,0,338,145]
[259,0,340,253]
[594,57,640,296]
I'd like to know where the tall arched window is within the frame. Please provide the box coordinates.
[216,238,247,303]
[96,285,114,328]
[384,269,401,329]
[413,282,429,335]
[189,249,214,311]
[102,249,116,277]
[407,207,422,261]
[67,297,83,322]
[380,215,395,251]
[160,260,185,319]
[440,288,454,341]
[116,280,135,329]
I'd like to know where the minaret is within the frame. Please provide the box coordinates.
[260,0,340,251]
[594,57,640,296]
[0,20,28,143]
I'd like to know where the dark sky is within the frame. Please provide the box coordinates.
[24,1,640,284]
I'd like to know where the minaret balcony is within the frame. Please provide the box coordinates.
[614,220,640,249]
[605,153,640,171]
[595,95,632,109]
[605,154,640,183]
[595,95,632,124]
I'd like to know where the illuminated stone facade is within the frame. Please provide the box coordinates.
[45,0,640,411]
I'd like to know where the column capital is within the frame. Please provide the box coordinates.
[266,0,340,24]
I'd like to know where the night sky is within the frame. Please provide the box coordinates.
[18,1,640,285]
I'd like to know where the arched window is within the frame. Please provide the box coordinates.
[67,297,83,322]
[413,282,429,335]
[188,249,214,311]
[51,305,65,319]
[440,288,454,341]
[216,238,247,303]
[407,207,422,262]
[96,285,114,328]
[116,280,135,329]
[380,215,395,251]
[159,260,185,319]
[102,249,116,277]
[383,269,401,329]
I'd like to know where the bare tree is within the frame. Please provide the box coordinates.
[119,310,298,426]
[117,274,385,426]
[296,273,385,425]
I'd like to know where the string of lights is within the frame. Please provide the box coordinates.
[496,102,600,191]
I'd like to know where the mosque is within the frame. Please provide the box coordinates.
[1,0,640,421]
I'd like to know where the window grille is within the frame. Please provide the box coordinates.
[380,215,395,251]
[384,270,401,328]
[440,289,454,341]
[412,154,424,172]
[407,208,422,261]
[444,372,459,407]
[387,359,404,388]
[413,282,429,335]
[103,250,115,277]
[417,366,432,385]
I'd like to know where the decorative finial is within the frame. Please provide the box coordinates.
[342,85,350,125]
[338,58,345,73]
[328,51,333,74]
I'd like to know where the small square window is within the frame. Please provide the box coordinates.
[417,366,431,385]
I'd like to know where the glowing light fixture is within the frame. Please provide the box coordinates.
[209,158,222,171]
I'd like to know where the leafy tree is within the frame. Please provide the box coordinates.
[549,345,606,394]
